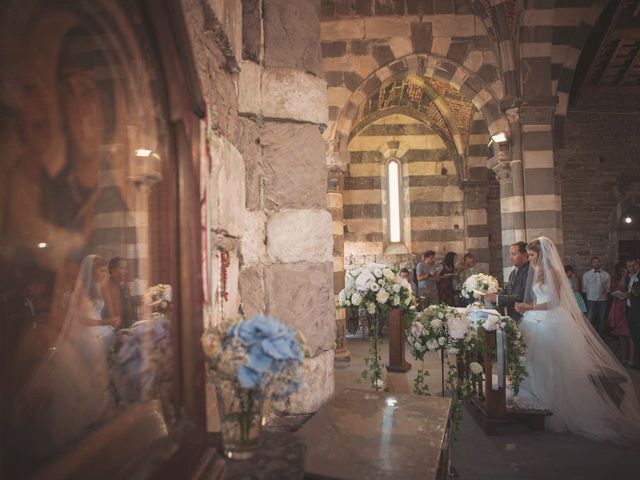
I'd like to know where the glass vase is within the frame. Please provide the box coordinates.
[216,385,264,460]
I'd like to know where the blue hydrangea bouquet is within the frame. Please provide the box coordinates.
[201,314,308,459]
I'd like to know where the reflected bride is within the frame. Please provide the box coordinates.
[12,255,115,459]
[514,237,640,444]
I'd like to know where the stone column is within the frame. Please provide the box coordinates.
[519,104,563,247]
[492,162,518,281]
[462,182,490,273]
[237,0,335,414]
[328,166,350,362]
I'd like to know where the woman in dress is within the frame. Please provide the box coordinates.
[514,237,640,444]
[12,255,118,460]
[607,264,634,367]
[437,251,457,306]
[564,264,587,314]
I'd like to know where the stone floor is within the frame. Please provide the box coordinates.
[334,333,640,480]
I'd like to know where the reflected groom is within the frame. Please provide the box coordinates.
[485,241,530,321]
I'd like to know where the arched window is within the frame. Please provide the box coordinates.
[388,159,401,243]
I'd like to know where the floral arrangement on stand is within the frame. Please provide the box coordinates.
[406,304,528,431]
[143,283,172,317]
[201,314,308,459]
[337,263,416,391]
[460,273,500,304]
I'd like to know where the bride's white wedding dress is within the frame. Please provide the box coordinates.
[518,281,640,444]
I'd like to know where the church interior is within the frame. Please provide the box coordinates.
[1,0,640,478]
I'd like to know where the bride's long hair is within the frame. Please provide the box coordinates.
[525,236,640,443]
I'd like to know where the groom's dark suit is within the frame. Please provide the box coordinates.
[496,261,530,321]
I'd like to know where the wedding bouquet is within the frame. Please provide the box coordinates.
[144,283,172,316]
[406,304,470,360]
[460,273,500,302]
[337,262,416,314]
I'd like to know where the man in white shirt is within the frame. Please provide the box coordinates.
[582,256,610,334]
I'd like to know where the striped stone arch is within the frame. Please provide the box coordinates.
[349,105,464,182]
[467,0,519,96]
[552,0,607,149]
[332,53,509,161]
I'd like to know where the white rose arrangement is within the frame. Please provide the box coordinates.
[338,263,416,315]
[460,273,500,302]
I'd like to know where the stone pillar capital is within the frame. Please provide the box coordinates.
[491,161,512,183]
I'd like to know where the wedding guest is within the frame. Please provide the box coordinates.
[457,252,480,285]
[416,250,440,307]
[400,268,418,296]
[485,241,530,321]
[437,252,457,306]
[626,258,640,367]
[564,265,587,314]
[608,264,633,366]
[582,256,610,334]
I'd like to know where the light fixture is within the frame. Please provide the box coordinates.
[38,242,47,248]
[491,132,508,143]
[624,216,633,224]
[135,148,153,157]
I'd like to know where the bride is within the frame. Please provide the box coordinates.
[514,237,640,444]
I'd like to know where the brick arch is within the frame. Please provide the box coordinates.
[332,53,509,159]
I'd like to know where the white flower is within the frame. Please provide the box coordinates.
[519,356,527,364]
[375,379,385,389]
[447,316,468,339]
[437,336,446,346]
[392,295,400,306]
[351,292,363,306]
[430,318,443,329]
[399,278,411,290]
[338,290,346,305]
[376,289,390,304]
[482,316,501,331]
[470,362,483,375]
[382,268,396,281]
[426,339,439,350]
[367,303,376,314]
[414,341,423,350]
[438,312,444,319]
[448,348,459,355]
[373,268,383,278]
[500,321,507,328]
[378,278,385,285]
[404,297,411,306]
[516,331,522,339]
[355,269,376,292]
[392,284,401,293]
[410,322,424,337]
[371,283,380,292]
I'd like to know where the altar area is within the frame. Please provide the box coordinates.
[334,335,640,480]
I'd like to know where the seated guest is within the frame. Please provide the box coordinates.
[400,268,418,296]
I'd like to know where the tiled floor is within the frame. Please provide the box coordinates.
[334,334,640,480]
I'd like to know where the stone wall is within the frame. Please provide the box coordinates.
[182,0,336,424]
[561,93,640,274]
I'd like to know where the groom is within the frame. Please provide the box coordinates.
[485,241,530,321]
